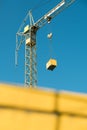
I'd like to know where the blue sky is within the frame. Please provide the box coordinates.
[0,0,87,93]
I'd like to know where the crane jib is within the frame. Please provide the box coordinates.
[35,0,75,29]
[44,0,65,19]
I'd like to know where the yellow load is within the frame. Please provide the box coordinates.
[46,59,57,71]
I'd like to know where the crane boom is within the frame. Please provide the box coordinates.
[44,0,65,18]
[35,0,75,28]
[16,0,75,87]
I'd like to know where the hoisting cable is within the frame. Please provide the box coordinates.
[47,18,53,59]
[46,20,57,71]
[47,32,57,71]
[47,32,53,59]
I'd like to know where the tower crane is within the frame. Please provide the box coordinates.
[15,0,75,87]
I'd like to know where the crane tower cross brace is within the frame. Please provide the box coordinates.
[16,0,75,87]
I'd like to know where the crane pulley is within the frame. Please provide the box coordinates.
[16,0,75,87]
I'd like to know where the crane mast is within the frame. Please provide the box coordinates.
[16,0,75,87]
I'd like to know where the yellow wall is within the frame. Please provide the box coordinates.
[57,92,87,116]
[0,84,55,112]
[0,109,57,130]
[0,84,87,130]
[59,115,87,130]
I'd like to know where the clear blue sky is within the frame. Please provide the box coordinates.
[0,0,87,93]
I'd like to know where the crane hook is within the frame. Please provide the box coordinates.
[47,33,52,39]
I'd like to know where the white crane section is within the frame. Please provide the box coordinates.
[35,0,75,28]
[44,0,65,19]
